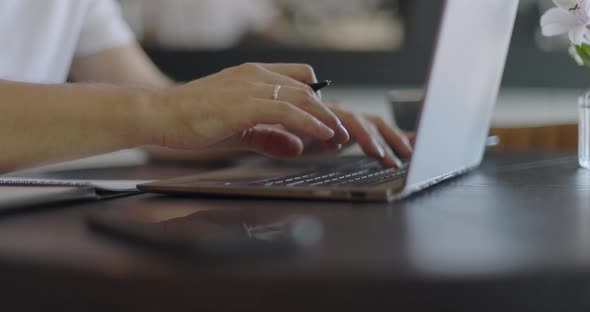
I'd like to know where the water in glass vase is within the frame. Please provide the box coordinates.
[579,91,590,168]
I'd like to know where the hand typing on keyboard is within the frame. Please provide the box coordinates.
[148,101,414,169]
[299,101,414,169]
[144,64,414,170]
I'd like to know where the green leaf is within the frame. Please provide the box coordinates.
[575,43,590,68]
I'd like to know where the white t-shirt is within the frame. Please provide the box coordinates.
[0,0,135,83]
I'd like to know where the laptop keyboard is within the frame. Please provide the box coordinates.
[249,159,407,188]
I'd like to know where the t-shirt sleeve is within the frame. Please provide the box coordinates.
[75,0,136,56]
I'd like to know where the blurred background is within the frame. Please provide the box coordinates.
[117,0,586,88]
[16,0,582,173]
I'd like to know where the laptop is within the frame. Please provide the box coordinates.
[139,0,519,202]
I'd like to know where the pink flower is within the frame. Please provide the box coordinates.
[541,0,590,45]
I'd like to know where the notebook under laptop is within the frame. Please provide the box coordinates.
[139,0,518,202]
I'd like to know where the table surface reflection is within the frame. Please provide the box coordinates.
[0,151,588,311]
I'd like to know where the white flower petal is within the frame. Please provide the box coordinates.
[582,0,590,17]
[569,45,584,65]
[541,8,577,27]
[569,25,587,44]
[569,45,585,65]
[553,0,578,10]
[543,23,574,36]
[583,28,590,44]
[541,8,578,36]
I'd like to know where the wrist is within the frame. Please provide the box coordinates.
[115,87,167,148]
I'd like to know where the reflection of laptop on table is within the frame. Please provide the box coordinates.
[139,0,518,202]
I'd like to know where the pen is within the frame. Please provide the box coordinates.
[309,80,332,92]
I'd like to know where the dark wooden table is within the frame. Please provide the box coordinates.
[1,151,590,311]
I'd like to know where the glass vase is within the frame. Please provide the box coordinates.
[579,90,590,168]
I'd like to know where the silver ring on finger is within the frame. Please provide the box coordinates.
[272,85,282,101]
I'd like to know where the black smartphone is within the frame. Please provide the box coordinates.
[87,201,322,260]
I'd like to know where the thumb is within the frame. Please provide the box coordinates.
[211,125,304,158]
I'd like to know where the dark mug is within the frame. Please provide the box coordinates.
[387,88,424,132]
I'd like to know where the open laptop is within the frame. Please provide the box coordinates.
[139,0,518,202]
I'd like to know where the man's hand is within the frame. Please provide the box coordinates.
[300,102,414,168]
[143,63,350,155]
[72,46,412,168]
[141,63,412,168]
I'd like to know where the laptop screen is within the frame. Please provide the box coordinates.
[405,0,518,191]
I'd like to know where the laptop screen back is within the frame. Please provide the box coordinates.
[405,0,518,191]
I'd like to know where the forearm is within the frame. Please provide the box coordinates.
[0,80,154,172]
[71,44,175,89]
[71,44,207,163]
